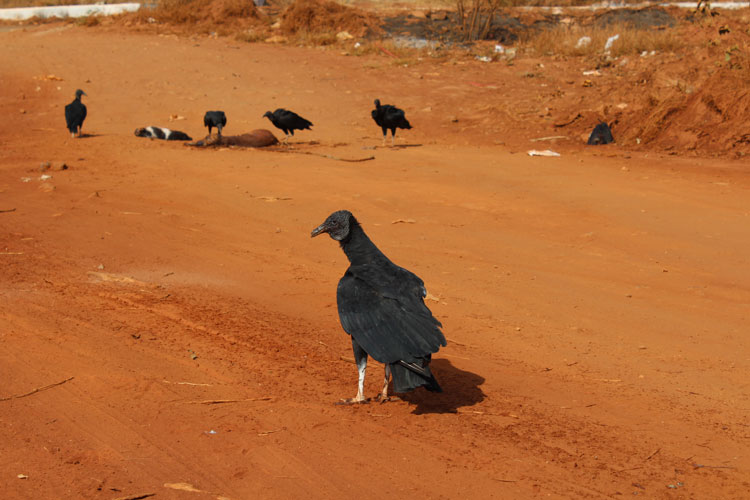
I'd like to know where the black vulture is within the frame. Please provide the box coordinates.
[371,98,411,147]
[311,210,446,404]
[263,108,313,144]
[64,89,87,138]
[587,122,614,145]
[204,111,227,138]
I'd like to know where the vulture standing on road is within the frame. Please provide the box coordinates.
[311,210,445,404]
[371,98,411,147]
[64,89,87,138]
[203,110,227,138]
[263,108,313,144]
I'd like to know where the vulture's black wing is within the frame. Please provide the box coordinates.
[337,261,445,364]
[280,110,312,130]
[383,106,411,129]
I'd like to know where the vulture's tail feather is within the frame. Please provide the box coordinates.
[391,359,442,393]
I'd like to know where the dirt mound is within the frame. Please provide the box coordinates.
[628,71,750,155]
[131,0,261,33]
[280,0,380,37]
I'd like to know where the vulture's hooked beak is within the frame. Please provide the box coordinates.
[311,222,329,238]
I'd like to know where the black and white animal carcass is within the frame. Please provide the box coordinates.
[134,126,192,141]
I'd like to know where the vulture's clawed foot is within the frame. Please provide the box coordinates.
[375,394,400,404]
[336,396,370,405]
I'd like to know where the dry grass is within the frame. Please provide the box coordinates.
[0,0,120,6]
[520,23,684,58]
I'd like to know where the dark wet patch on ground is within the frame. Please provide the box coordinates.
[380,8,676,46]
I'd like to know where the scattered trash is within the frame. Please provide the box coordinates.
[189,350,198,360]
[264,35,288,44]
[336,31,353,41]
[354,42,361,49]
[34,74,63,81]
[587,122,614,145]
[97,264,104,270]
[719,25,730,35]
[39,174,52,181]
[530,135,567,142]
[17,474,28,480]
[527,150,560,157]
[169,114,185,122]
[164,483,204,493]
[475,56,492,62]
[257,196,292,202]
[494,44,504,54]
[40,162,51,171]
[391,218,416,224]
[204,429,218,435]
[582,79,594,87]
[20,177,31,183]
[147,16,156,23]
[604,34,620,53]
[575,36,591,48]
[582,70,601,76]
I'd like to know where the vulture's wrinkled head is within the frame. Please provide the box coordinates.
[75,89,87,99]
[311,210,356,241]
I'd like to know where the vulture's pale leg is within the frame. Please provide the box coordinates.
[376,364,391,402]
[339,339,369,404]
[70,132,76,138]
[391,131,396,147]
[381,129,387,147]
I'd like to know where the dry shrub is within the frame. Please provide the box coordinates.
[521,23,683,57]
[456,0,511,41]
[280,0,380,38]
[138,0,259,30]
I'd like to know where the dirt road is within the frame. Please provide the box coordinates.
[1,26,748,499]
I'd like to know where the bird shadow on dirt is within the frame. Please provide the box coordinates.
[398,358,485,415]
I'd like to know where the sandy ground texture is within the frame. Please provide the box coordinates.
[1,25,749,499]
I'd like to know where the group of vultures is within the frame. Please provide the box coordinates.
[64,89,413,147]
[62,84,614,403]
[63,88,444,404]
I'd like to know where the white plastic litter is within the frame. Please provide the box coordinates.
[604,34,620,52]
[527,150,561,157]
[575,36,591,48]
[494,44,505,53]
